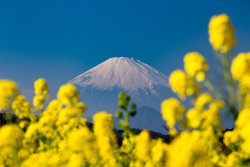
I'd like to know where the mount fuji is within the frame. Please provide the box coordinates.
[68,57,169,94]
[67,57,174,133]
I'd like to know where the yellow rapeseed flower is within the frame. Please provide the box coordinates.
[169,70,201,99]
[67,154,86,167]
[184,52,209,81]
[151,138,168,165]
[57,84,80,106]
[240,75,250,95]
[0,80,18,98]
[33,94,45,109]
[235,108,250,129]
[209,100,225,111]
[33,79,50,111]
[68,127,98,164]
[93,112,117,145]
[167,131,211,167]
[135,130,151,163]
[186,108,203,128]
[19,120,30,129]
[199,100,224,128]
[43,100,62,116]
[12,95,33,118]
[209,13,236,53]
[223,130,239,147]
[243,93,250,108]
[21,150,66,167]
[0,125,25,167]
[0,80,19,109]
[34,78,49,95]
[93,112,119,166]
[231,52,250,95]
[195,92,213,109]
[231,52,250,80]
[0,124,24,147]
[24,123,39,140]
[0,98,9,110]
[161,98,185,127]
[224,152,241,167]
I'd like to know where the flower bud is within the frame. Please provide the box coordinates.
[130,103,137,110]
[115,110,123,119]
[129,110,137,117]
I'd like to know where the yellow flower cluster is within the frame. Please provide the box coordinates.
[57,84,80,106]
[167,131,212,167]
[0,124,26,167]
[209,13,236,53]
[34,78,49,95]
[68,127,98,165]
[195,92,213,109]
[93,112,119,166]
[184,52,209,81]
[133,130,168,166]
[231,52,250,81]
[231,52,250,95]
[169,70,201,99]
[186,93,224,129]
[0,80,18,109]
[33,78,49,110]
[12,95,33,119]
[161,98,185,128]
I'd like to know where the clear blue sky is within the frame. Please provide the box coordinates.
[0,0,250,95]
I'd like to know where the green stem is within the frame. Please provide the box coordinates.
[221,52,236,104]
[125,110,129,123]
[203,78,224,101]
[122,109,130,139]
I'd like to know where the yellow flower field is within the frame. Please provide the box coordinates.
[0,14,249,167]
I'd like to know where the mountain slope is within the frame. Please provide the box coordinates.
[67,57,174,118]
[68,57,169,95]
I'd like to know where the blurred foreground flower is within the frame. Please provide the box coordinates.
[209,13,236,53]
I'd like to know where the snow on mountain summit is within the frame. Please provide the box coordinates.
[68,57,169,95]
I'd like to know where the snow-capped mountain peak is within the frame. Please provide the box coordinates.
[68,57,169,95]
